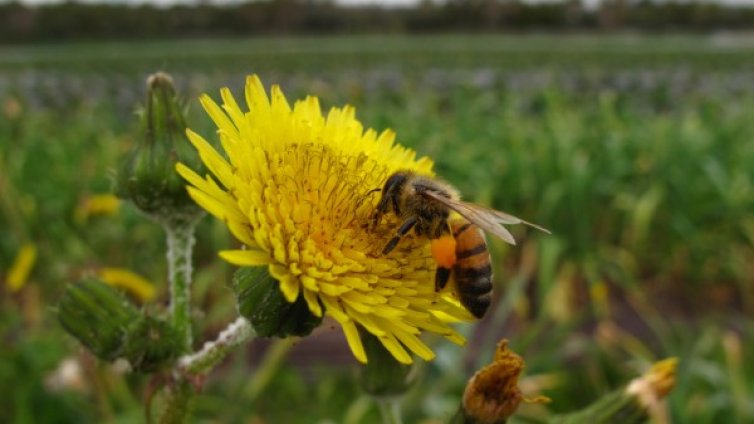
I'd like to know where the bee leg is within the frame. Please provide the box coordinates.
[435,267,451,291]
[382,216,418,255]
[390,196,401,215]
[371,203,388,229]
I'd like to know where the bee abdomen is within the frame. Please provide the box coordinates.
[460,291,491,319]
[454,264,492,282]
[454,252,493,318]
[456,243,488,259]
[450,221,493,318]
[455,268,492,294]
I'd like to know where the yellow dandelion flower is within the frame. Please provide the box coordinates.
[98,267,156,302]
[178,75,473,364]
[6,242,37,292]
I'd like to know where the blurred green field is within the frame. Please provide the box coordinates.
[1,35,753,423]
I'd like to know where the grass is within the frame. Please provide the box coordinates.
[1,34,753,423]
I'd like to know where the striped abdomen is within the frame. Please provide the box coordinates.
[451,220,492,318]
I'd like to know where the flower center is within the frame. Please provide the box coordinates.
[260,143,422,260]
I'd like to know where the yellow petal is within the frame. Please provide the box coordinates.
[270,265,300,302]
[302,288,323,317]
[199,94,238,140]
[219,249,272,266]
[378,333,412,365]
[342,320,367,364]
[391,327,435,361]
[185,129,234,187]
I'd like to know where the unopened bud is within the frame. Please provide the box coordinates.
[58,278,182,372]
[232,267,322,338]
[116,72,203,224]
[58,278,140,361]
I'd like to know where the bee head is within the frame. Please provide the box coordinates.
[371,171,412,225]
[381,171,410,201]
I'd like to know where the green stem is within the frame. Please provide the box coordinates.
[157,380,194,424]
[165,221,197,351]
[159,217,199,424]
[376,398,403,424]
[179,317,256,375]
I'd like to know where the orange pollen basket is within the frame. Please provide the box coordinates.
[431,235,457,268]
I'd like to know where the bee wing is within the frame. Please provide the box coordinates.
[421,190,550,246]
[485,207,551,234]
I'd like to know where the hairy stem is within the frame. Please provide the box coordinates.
[165,221,197,351]
[179,317,256,375]
[158,217,199,424]
[157,380,194,424]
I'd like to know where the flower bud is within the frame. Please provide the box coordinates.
[116,72,203,224]
[359,331,417,397]
[58,278,182,372]
[58,278,140,361]
[232,266,322,338]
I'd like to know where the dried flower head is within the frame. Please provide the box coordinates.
[177,75,473,364]
[461,340,548,424]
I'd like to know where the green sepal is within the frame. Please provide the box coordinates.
[58,278,182,372]
[123,314,184,372]
[231,266,322,338]
[359,331,417,397]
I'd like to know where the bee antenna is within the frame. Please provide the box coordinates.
[353,188,382,212]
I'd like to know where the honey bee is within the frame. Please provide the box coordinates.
[372,170,549,318]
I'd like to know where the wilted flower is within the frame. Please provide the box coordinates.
[460,339,548,424]
[178,75,472,364]
[550,357,677,423]
[626,358,678,416]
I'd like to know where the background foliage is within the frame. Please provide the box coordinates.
[1,34,753,423]
[5,0,754,42]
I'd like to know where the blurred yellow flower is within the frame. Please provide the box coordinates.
[98,267,156,302]
[3,96,22,120]
[74,194,121,224]
[178,75,472,364]
[6,243,37,292]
